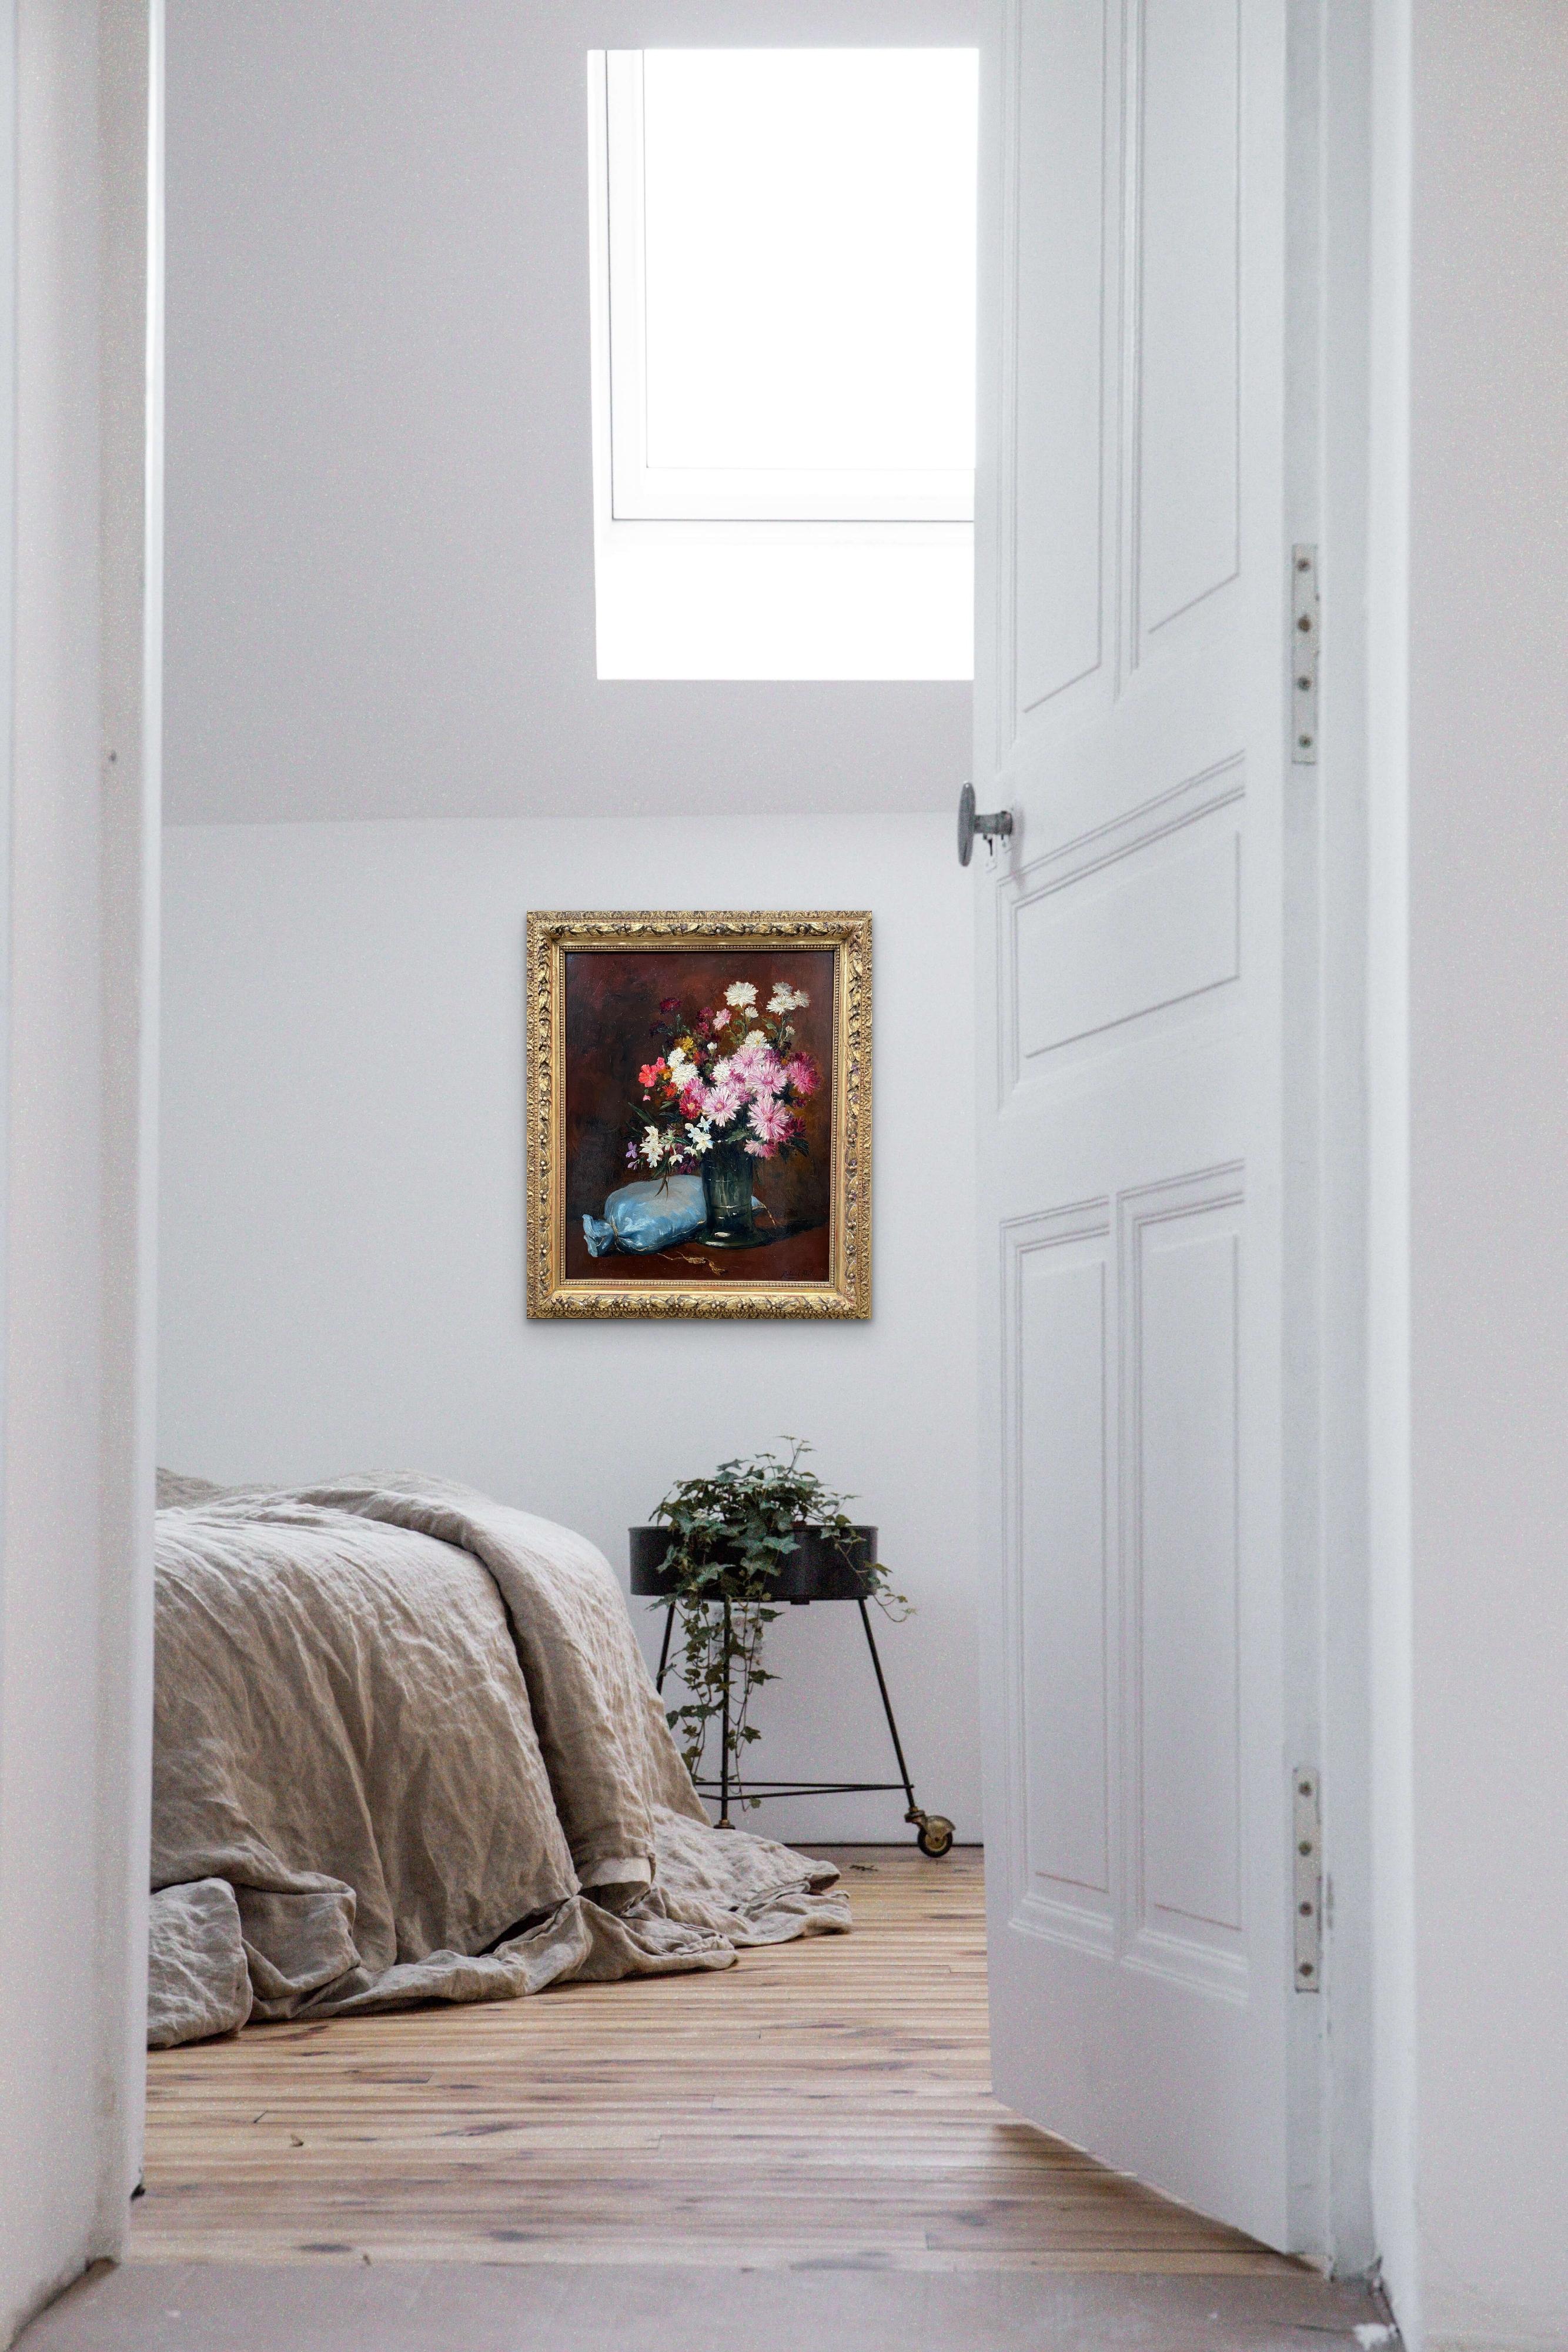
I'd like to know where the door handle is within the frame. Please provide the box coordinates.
[958,783,1015,867]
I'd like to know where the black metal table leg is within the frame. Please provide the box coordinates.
[857,1599,955,1857]
[857,1598,918,1810]
[646,1588,951,1853]
[718,1599,733,1826]
[654,1598,734,1827]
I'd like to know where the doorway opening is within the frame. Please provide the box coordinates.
[24,6,1385,2346]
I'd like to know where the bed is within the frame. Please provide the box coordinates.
[148,1472,847,2048]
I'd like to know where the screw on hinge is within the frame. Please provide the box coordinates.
[1291,547,1319,768]
[1293,1765,1322,1992]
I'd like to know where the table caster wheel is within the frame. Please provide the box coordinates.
[915,1814,954,1858]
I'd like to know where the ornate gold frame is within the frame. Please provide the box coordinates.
[526,910,871,1319]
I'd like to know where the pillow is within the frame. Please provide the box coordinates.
[156,1468,230,1509]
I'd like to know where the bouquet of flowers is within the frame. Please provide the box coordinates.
[624,977,820,1177]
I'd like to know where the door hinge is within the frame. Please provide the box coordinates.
[1291,546,1319,764]
[1293,1766,1322,1992]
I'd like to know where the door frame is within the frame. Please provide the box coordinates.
[0,0,162,2333]
[98,0,165,2251]
[1293,0,1379,2277]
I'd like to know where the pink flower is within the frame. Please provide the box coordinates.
[744,1137,774,1158]
[782,1053,819,1100]
[702,1075,745,1126]
[748,1095,797,1151]
[679,1083,705,1119]
[730,1041,784,1097]
[638,1058,666,1090]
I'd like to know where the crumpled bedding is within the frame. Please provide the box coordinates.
[149,1472,848,2047]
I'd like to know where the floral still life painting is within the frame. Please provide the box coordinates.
[526,912,871,1318]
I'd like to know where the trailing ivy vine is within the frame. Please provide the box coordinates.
[650,1440,909,1806]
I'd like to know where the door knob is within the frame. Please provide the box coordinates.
[958,783,1015,867]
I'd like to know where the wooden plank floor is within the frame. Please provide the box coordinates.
[132,1847,1298,2275]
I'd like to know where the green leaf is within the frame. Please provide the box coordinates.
[648,1439,898,1796]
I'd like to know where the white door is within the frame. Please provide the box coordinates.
[972,0,1322,2252]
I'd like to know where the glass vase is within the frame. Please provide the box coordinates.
[701,1138,756,1247]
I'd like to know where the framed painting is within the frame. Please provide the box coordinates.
[526,910,871,1318]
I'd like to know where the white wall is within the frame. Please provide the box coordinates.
[162,0,975,826]
[159,814,981,1849]
[1393,9,1568,2347]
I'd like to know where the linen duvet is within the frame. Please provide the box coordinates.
[148,1473,847,2048]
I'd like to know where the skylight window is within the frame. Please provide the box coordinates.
[587,48,978,681]
[606,49,975,524]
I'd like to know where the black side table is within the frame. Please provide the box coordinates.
[629,1523,954,1856]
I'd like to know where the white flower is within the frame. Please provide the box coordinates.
[666,1047,695,1084]
[684,1120,713,1154]
[767,983,810,1014]
[709,1055,732,1082]
[724,980,758,1008]
[743,1027,765,1048]
[641,1124,667,1167]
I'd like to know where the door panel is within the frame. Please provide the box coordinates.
[1011,0,1107,716]
[1012,1225,1113,1938]
[1012,817,1241,1063]
[1134,0,1242,642]
[1130,1190,1244,1962]
[975,0,1316,2252]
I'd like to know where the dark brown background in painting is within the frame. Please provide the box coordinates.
[561,947,835,1287]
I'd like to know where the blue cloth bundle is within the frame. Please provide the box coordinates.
[583,1175,707,1257]
[583,1174,761,1257]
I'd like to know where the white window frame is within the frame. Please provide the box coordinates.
[601,49,975,527]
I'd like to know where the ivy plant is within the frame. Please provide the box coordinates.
[650,1440,910,1806]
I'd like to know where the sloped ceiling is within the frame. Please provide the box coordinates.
[164,0,976,823]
